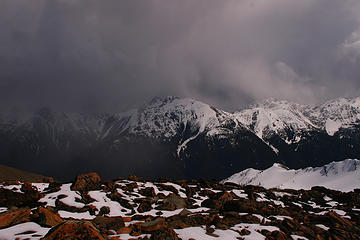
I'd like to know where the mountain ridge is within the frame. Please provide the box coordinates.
[1,96,360,180]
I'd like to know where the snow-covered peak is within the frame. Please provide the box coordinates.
[235,99,316,142]
[223,159,360,192]
[317,97,360,125]
[127,96,230,138]
[236,96,360,141]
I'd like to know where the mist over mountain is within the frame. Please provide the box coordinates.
[1,96,360,180]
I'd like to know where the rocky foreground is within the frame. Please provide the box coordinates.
[0,173,360,240]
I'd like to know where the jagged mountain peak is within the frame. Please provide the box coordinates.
[128,96,232,139]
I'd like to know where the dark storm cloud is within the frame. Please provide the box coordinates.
[0,0,360,112]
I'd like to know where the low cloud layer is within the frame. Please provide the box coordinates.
[0,0,360,112]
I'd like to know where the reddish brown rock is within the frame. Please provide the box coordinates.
[240,228,251,235]
[150,227,179,240]
[138,200,153,213]
[201,199,221,209]
[71,172,101,192]
[106,191,134,210]
[98,206,110,216]
[139,187,156,197]
[32,206,63,227]
[42,220,105,240]
[157,184,179,194]
[0,208,31,229]
[128,175,143,182]
[117,226,132,234]
[0,185,42,208]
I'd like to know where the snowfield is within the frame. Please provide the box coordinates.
[223,159,360,192]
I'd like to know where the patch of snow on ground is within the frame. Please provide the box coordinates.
[161,182,187,198]
[0,222,50,240]
[88,190,131,216]
[39,183,84,208]
[0,207,8,213]
[316,224,330,231]
[32,183,49,193]
[0,184,22,193]
[58,210,95,220]
[231,189,248,198]
[291,235,309,240]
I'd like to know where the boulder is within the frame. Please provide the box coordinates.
[71,172,101,192]
[99,206,110,216]
[32,206,63,227]
[0,208,31,229]
[42,220,105,240]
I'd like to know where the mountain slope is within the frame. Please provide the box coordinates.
[222,159,360,192]
[0,164,51,182]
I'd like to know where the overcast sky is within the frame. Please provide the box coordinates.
[1,0,360,112]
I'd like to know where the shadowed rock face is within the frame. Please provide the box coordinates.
[0,174,359,239]
[1,96,360,180]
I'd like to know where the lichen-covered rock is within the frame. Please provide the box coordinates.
[157,194,186,211]
[0,208,31,229]
[42,220,105,240]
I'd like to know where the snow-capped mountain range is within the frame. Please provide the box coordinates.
[222,159,360,192]
[1,96,360,180]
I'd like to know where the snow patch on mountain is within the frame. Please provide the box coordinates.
[325,119,342,136]
[222,159,360,192]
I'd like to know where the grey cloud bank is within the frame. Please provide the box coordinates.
[0,0,360,113]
